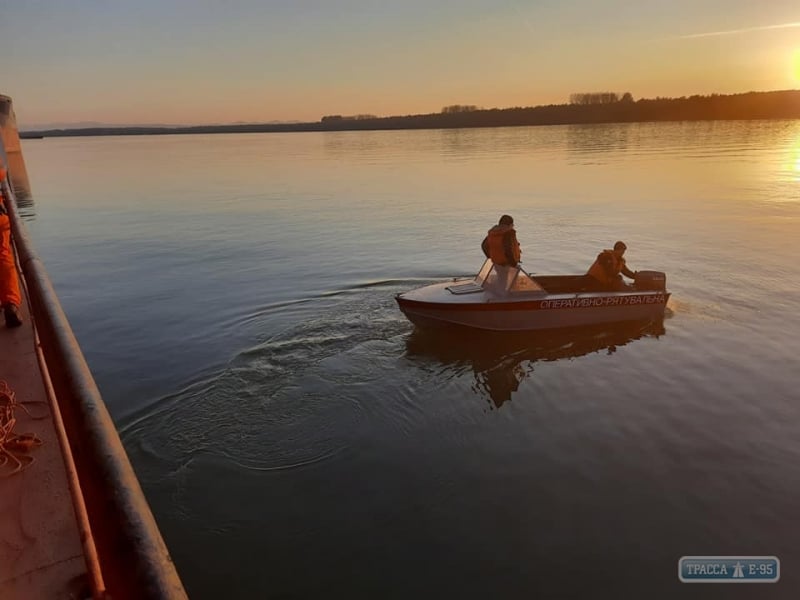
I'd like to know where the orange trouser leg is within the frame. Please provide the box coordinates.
[0,213,21,307]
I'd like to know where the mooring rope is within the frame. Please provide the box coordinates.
[0,379,44,476]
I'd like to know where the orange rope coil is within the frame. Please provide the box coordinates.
[0,379,43,475]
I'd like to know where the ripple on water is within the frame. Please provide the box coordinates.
[121,285,413,476]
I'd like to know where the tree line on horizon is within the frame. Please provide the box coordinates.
[21,90,800,138]
[569,92,634,105]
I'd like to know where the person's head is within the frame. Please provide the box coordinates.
[613,240,627,255]
[499,214,514,227]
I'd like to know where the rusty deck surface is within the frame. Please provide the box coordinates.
[0,287,87,598]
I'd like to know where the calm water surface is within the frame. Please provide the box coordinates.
[19,122,800,599]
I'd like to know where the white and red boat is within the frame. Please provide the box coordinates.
[396,259,670,332]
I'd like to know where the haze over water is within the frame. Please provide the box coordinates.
[20,121,800,598]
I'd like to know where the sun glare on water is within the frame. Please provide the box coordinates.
[790,52,800,182]
[791,131,800,183]
[795,148,800,182]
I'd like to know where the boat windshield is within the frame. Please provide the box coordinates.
[476,258,494,284]
[475,259,545,293]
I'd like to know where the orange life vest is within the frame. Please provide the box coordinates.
[486,224,520,266]
[587,249,625,284]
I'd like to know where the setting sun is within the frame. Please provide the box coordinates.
[794,49,800,84]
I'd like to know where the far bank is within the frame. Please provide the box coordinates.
[20,89,800,139]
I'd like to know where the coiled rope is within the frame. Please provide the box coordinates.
[0,379,44,476]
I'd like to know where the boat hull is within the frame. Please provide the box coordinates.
[396,289,670,332]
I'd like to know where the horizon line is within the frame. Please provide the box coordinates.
[18,87,800,132]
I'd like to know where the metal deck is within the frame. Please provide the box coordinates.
[0,287,87,598]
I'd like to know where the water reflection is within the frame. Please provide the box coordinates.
[439,128,487,159]
[566,123,629,160]
[405,319,666,408]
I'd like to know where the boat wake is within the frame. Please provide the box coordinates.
[119,282,412,480]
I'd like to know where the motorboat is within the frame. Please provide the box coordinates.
[396,259,670,332]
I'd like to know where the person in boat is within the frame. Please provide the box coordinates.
[585,241,637,291]
[481,214,522,293]
[0,165,23,327]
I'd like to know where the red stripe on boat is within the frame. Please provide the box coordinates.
[396,293,670,312]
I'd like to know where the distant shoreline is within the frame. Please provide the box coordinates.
[20,90,800,139]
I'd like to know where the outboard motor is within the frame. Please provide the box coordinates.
[634,270,666,291]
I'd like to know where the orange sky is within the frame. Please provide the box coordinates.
[3,1,800,128]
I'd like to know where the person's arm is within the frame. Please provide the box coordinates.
[620,259,636,279]
[503,231,518,266]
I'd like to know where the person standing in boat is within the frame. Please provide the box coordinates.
[482,214,521,293]
[0,165,22,327]
[585,241,637,291]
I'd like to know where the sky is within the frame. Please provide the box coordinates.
[2,0,800,129]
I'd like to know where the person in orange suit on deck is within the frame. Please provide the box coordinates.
[585,240,637,291]
[0,165,22,327]
[481,214,522,294]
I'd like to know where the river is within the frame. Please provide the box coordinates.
[20,121,800,598]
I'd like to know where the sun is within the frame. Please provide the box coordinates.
[794,49,800,85]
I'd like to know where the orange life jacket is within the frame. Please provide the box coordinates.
[486,224,520,266]
[587,249,624,284]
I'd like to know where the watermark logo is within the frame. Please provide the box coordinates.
[679,556,780,583]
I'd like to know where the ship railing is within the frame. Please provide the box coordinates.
[1,169,187,599]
